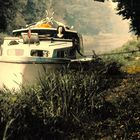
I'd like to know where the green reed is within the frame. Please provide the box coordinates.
[0,62,139,140]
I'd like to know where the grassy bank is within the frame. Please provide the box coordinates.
[0,59,139,140]
[101,39,140,74]
[102,39,140,65]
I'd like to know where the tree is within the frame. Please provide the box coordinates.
[0,0,17,33]
[112,0,140,36]
[0,0,49,32]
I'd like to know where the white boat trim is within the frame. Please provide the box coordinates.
[0,57,71,64]
[13,28,78,34]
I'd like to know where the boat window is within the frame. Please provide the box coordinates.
[8,40,19,45]
[7,49,24,56]
[53,49,76,58]
[57,50,65,58]
[30,50,49,57]
[53,49,69,58]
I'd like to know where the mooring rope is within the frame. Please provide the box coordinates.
[83,49,140,58]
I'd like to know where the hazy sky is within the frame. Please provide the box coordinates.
[61,0,131,54]
[52,0,130,36]
[36,0,132,53]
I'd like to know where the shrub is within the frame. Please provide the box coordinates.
[0,60,139,140]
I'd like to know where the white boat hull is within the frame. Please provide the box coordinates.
[0,57,70,90]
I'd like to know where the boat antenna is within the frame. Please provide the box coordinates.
[45,10,54,24]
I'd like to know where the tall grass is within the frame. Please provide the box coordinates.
[102,39,140,66]
[0,61,139,140]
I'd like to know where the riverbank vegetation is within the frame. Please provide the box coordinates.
[0,57,139,139]
[102,38,140,73]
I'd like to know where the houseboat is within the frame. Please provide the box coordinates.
[0,12,91,90]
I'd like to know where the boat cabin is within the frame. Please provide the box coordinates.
[0,28,83,59]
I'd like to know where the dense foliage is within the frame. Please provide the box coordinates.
[0,60,139,140]
[103,38,140,66]
[0,0,49,33]
[0,0,17,32]
[113,0,140,36]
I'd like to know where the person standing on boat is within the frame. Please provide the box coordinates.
[56,26,65,38]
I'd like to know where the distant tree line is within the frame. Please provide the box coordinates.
[1,0,140,36]
[0,0,48,33]
[0,0,17,32]
[0,0,113,35]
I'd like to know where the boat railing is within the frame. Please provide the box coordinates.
[38,35,73,42]
[50,38,72,42]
